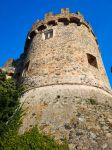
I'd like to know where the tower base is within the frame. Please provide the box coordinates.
[19,84,112,149]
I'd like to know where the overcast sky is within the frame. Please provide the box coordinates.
[0,0,112,87]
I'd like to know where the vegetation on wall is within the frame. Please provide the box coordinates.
[0,72,69,150]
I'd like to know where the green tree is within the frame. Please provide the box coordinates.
[0,72,22,135]
[0,72,69,150]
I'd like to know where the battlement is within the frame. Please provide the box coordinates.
[24,9,99,51]
[30,8,86,32]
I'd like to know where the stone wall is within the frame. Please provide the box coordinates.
[19,85,112,150]
[18,9,112,150]
[21,16,111,94]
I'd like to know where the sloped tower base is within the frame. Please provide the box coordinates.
[19,84,112,150]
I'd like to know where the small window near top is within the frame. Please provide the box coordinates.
[44,30,53,40]
[87,54,98,68]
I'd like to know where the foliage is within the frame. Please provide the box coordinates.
[0,72,69,150]
[1,123,69,150]
[0,106,69,150]
[0,72,6,81]
[0,72,22,135]
[0,107,22,149]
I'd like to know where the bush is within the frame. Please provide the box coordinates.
[0,72,22,135]
[0,108,69,150]
[0,72,69,150]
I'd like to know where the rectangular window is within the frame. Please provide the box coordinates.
[87,53,98,68]
[44,29,53,40]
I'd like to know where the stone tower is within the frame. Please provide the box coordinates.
[18,9,112,149]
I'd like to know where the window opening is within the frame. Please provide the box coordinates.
[87,54,98,68]
[70,17,80,26]
[58,18,69,25]
[38,25,46,31]
[47,21,57,26]
[44,29,53,39]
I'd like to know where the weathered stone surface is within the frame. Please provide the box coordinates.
[19,85,112,150]
[17,9,112,150]
[17,9,111,95]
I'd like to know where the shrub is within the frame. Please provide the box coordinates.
[0,72,69,150]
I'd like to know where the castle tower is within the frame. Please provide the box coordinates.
[20,8,111,95]
[18,9,112,149]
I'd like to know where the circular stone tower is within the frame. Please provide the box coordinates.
[18,9,112,149]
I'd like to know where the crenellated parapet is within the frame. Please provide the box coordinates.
[30,8,85,33]
[24,8,99,52]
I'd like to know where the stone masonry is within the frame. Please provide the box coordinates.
[17,9,112,150]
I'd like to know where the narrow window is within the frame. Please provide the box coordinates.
[87,54,98,68]
[44,29,53,40]
[22,61,30,77]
